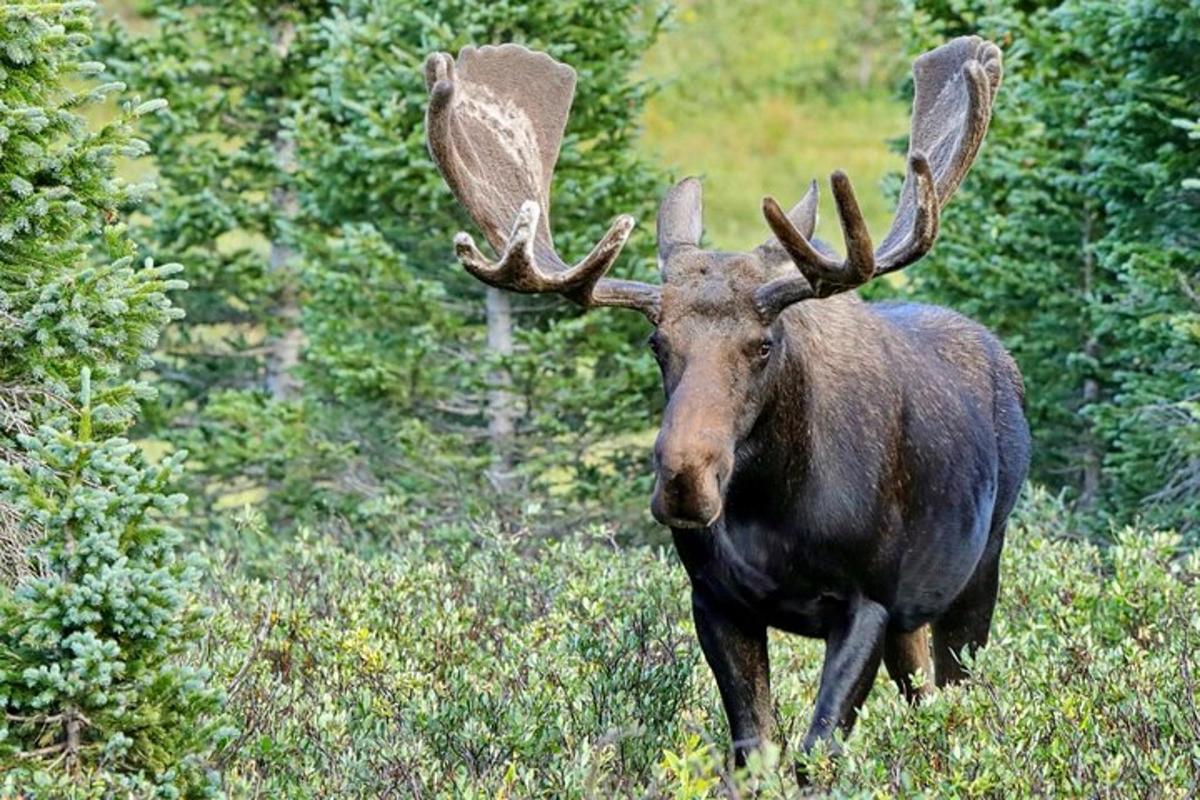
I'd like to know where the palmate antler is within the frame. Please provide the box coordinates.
[755,37,1003,319]
[424,45,662,321]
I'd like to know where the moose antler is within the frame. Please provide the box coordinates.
[755,37,1003,318]
[425,45,662,321]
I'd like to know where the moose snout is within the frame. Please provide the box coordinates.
[650,432,733,530]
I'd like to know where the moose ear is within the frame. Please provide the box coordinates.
[657,177,703,264]
[754,179,819,266]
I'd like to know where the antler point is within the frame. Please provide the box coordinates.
[512,201,540,240]
[424,52,455,93]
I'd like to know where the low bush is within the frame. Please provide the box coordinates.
[200,488,1200,797]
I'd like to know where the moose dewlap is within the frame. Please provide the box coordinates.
[424,37,1030,765]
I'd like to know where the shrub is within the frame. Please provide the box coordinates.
[203,489,1200,797]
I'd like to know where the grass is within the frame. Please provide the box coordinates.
[640,93,908,251]
[637,0,909,250]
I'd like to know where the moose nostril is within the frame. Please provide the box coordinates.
[651,465,724,530]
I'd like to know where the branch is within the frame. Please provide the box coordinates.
[227,590,277,700]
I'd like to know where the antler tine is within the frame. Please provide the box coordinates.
[935,58,994,202]
[874,151,939,274]
[755,36,1002,315]
[424,45,661,322]
[761,170,875,298]
[452,201,639,305]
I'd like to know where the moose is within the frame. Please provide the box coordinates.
[424,37,1031,760]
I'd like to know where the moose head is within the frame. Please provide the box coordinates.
[424,39,1001,530]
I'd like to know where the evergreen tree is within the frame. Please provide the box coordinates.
[0,2,222,794]
[103,1,670,540]
[902,0,1199,537]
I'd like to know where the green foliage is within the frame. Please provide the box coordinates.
[201,490,1200,797]
[43,2,1200,796]
[640,0,910,251]
[900,0,1200,536]
[102,0,670,541]
[0,1,222,795]
[0,411,226,797]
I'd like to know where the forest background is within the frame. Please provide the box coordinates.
[1,0,1197,796]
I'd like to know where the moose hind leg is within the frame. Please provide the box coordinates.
[884,625,934,703]
[933,534,1002,686]
[802,596,888,753]
[691,594,775,766]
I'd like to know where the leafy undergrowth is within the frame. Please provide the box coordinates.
[203,488,1200,798]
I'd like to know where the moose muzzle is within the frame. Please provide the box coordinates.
[650,391,735,530]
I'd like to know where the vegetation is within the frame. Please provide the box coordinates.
[901,0,1200,537]
[640,0,909,249]
[0,2,221,795]
[202,490,1200,797]
[1,0,1196,796]
[98,0,671,542]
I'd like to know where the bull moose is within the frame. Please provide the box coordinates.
[424,37,1031,761]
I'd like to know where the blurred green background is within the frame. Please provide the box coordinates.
[6,0,1197,795]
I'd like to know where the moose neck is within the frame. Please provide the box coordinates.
[728,294,887,525]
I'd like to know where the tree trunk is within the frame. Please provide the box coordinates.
[485,286,517,491]
[64,705,82,772]
[1078,208,1102,510]
[265,18,303,401]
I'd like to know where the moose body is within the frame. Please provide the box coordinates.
[425,36,1030,760]
[659,288,1030,754]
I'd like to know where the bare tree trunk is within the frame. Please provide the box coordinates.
[265,18,303,401]
[855,1,880,91]
[64,705,82,772]
[857,52,874,92]
[1078,208,1102,510]
[485,286,517,491]
[1079,359,1101,508]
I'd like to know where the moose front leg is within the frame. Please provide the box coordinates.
[802,596,888,753]
[692,594,775,766]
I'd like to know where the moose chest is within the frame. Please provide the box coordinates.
[672,507,872,639]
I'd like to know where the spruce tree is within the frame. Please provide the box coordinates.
[902,0,1199,537]
[104,1,670,538]
[0,2,222,794]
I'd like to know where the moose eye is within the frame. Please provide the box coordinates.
[758,339,774,359]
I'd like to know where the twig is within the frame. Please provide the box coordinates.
[227,588,277,700]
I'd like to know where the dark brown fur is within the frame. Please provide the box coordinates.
[649,244,1029,758]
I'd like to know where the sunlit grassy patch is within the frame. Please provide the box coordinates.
[637,0,909,250]
[641,93,908,251]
